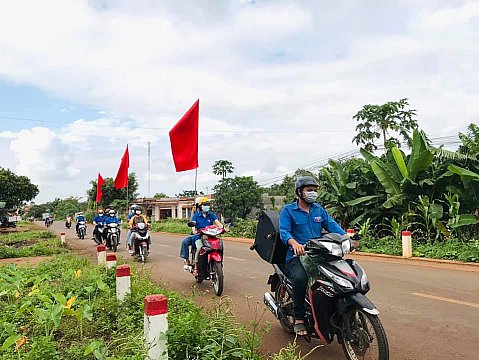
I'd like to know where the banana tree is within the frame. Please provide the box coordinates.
[360,129,434,209]
[317,158,383,227]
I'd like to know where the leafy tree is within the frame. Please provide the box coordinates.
[458,123,479,159]
[352,98,418,151]
[317,158,384,227]
[0,168,39,208]
[213,176,263,219]
[153,192,169,198]
[86,173,139,209]
[267,169,316,203]
[212,160,234,179]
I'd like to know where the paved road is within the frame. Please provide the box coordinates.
[48,222,479,359]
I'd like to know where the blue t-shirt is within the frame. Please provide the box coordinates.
[128,212,135,220]
[279,201,345,262]
[192,211,218,230]
[76,216,86,223]
[93,215,105,225]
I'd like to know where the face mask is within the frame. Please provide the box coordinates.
[98,213,103,216]
[110,214,114,217]
[202,206,210,212]
[135,210,141,215]
[303,191,318,204]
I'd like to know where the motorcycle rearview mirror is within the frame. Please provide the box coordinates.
[187,221,196,227]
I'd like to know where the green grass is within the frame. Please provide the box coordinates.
[0,254,276,359]
[0,230,66,259]
[359,236,479,263]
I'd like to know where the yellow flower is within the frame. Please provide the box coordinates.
[15,291,20,299]
[74,270,82,279]
[15,336,27,351]
[27,284,39,297]
[65,296,76,309]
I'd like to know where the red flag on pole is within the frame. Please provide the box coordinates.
[96,173,105,203]
[169,99,199,172]
[114,145,129,189]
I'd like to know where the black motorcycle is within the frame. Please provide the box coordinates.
[252,211,389,360]
[105,222,120,252]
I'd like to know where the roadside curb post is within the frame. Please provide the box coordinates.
[97,245,106,266]
[116,265,130,302]
[402,231,412,258]
[60,232,66,245]
[347,228,355,237]
[106,253,117,269]
[144,294,168,360]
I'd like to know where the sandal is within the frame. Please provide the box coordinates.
[293,322,308,337]
[192,266,198,277]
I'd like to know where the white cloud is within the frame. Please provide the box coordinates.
[0,0,477,202]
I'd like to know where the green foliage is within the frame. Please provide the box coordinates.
[352,98,418,151]
[29,197,87,220]
[0,230,66,259]
[150,219,191,235]
[267,169,316,204]
[227,219,257,238]
[153,192,169,198]
[0,167,39,209]
[86,173,139,209]
[214,176,264,220]
[0,252,272,359]
[458,123,479,158]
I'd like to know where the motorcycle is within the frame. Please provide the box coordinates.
[45,218,53,227]
[251,211,389,360]
[77,221,87,239]
[131,222,150,262]
[105,222,120,252]
[187,222,226,296]
[93,224,105,245]
[65,219,72,229]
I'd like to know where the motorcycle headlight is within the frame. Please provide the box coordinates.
[320,266,354,290]
[341,239,352,254]
[318,241,343,257]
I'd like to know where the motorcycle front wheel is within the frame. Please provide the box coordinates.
[211,260,223,296]
[112,235,118,252]
[341,309,389,360]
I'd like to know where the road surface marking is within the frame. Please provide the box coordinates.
[226,256,246,261]
[412,292,479,308]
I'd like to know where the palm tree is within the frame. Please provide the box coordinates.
[212,160,234,179]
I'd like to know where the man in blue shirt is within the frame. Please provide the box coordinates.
[75,212,87,235]
[279,176,345,336]
[92,209,106,242]
[104,209,122,245]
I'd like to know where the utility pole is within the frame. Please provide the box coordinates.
[147,141,151,198]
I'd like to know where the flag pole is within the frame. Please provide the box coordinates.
[194,168,198,195]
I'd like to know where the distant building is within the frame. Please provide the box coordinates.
[132,195,214,221]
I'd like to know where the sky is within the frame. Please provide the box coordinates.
[0,0,478,203]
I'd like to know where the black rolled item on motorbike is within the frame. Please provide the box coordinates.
[253,210,287,264]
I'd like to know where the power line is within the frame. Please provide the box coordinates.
[0,116,354,134]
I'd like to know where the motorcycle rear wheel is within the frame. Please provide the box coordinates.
[274,282,295,334]
[341,309,389,360]
[211,260,224,296]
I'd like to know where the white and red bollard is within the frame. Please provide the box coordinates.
[60,232,66,245]
[347,228,355,237]
[97,245,106,266]
[116,265,130,302]
[106,253,117,269]
[401,231,412,258]
[144,295,168,360]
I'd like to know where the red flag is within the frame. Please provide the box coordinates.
[169,99,199,172]
[96,173,105,203]
[114,145,129,189]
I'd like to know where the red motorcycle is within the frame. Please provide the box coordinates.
[187,223,225,296]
